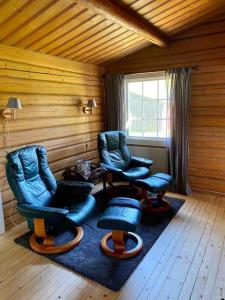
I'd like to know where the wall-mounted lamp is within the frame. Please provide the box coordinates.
[82,99,97,114]
[2,97,22,119]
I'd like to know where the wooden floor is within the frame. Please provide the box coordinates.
[0,190,225,300]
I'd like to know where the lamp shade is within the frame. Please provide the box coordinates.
[7,97,22,109]
[87,99,97,108]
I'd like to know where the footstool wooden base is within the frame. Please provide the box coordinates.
[101,230,143,259]
[97,197,143,259]
[141,191,171,214]
[135,173,173,214]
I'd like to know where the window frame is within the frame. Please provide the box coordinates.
[124,71,168,146]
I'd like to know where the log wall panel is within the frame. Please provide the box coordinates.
[106,17,225,193]
[0,43,104,230]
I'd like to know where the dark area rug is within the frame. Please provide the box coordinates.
[15,190,184,291]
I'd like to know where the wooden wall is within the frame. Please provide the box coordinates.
[0,43,104,229]
[106,16,225,194]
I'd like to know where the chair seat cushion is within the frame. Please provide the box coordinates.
[108,197,142,211]
[97,197,142,232]
[152,173,173,183]
[122,166,150,181]
[64,195,95,227]
[134,173,173,193]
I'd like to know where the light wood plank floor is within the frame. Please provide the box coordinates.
[0,190,225,300]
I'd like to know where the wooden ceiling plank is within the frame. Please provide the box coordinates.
[114,31,225,62]
[29,9,97,52]
[146,0,198,23]
[95,45,148,65]
[4,0,75,46]
[0,0,30,27]
[121,0,142,7]
[129,0,156,12]
[93,40,149,64]
[39,14,104,53]
[74,0,168,46]
[0,0,7,6]
[135,0,169,16]
[141,0,189,21]
[65,27,128,59]
[155,0,224,29]
[85,37,147,65]
[15,2,83,48]
[89,35,146,61]
[0,0,223,65]
[57,23,120,57]
[131,0,170,18]
[165,4,225,35]
[81,35,145,62]
[0,0,55,42]
[50,20,117,56]
[173,19,225,40]
[69,30,135,60]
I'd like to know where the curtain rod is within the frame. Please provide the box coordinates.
[166,64,199,71]
[105,65,200,76]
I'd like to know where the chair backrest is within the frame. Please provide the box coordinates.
[98,131,131,170]
[6,145,57,207]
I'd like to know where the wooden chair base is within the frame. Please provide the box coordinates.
[101,230,143,259]
[141,196,171,214]
[103,172,141,198]
[29,218,83,254]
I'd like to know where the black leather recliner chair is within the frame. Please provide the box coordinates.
[98,131,153,187]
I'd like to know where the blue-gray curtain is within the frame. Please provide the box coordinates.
[104,74,125,131]
[166,67,192,195]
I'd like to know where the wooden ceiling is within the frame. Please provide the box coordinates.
[0,0,225,65]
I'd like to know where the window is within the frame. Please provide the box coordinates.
[125,72,170,139]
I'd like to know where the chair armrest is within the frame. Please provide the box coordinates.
[100,163,122,174]
[17,204,69,220]
[131,156,154,168]
[58,180,94,195]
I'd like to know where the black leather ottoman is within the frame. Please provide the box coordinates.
[134,173,173,213]
[97,197,143,259]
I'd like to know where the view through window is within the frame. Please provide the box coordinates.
[125,72,170,138]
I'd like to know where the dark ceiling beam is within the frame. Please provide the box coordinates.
[75,0,168,47]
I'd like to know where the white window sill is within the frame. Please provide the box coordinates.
[126,137,168,148]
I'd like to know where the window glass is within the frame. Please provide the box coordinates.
[143,100,157,119]
[128,82,142,101]
[129,119,142,137]
[159,80,167,99]
[158,100,167,119]
[143,81,157,99]
[143,120,157,137]
[125,72,170,138]
[129,101,142,118]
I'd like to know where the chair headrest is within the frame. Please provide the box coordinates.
[6,145,47,182]
[98,131,126,151]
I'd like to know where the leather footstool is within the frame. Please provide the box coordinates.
[97,197,143,259]
[134,173,173,214]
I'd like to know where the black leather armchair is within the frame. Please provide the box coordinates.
[98,131,153,186]
[6,145,96,254]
